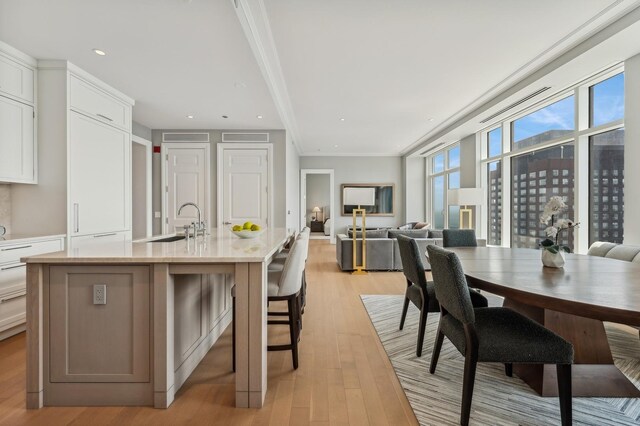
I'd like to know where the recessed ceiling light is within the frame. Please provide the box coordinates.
[222,115,229,119]
[257,115,263,119]
[92,48,106,56]
[186,115,194,119]
[334,144,339,148]
[427,117,435,122]
[340,118,345,121]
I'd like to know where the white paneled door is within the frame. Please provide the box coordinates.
[220,148,270,228]
[163,143,210,234]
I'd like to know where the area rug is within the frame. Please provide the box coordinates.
[361,295,640,426]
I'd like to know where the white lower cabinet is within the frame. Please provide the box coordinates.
[0,236,64,340]
[70,231,130,250]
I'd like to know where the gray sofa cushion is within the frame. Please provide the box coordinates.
[347,229,388,239]
[428,229,443,238]
[392,238,441,270]
[388,229,428,239]
[587,241,617,257]
[605,245,640,262]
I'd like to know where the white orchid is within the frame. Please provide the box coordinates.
[539,197,578,253]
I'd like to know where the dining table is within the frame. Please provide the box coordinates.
[444,246,640,398]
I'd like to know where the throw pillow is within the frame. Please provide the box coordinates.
[414,221,430,229]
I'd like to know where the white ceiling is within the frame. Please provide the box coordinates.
[0,0,638,155]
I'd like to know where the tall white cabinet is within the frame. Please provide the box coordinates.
[0,41,37,184]
[11,61,134,246]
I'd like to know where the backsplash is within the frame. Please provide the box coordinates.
[0,184,10,234]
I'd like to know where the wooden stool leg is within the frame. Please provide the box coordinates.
[232,296,236,372]
[557,364,572,426]
[288,296,299,370]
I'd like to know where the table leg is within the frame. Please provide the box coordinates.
[504,298,640,397]
[234,262,267,408]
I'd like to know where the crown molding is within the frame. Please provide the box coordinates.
[231,0,301,155]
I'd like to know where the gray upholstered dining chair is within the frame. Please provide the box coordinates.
[442,229,478,247]
[233,237,308,371]
[427,245,573,426]
[396,235,488,357]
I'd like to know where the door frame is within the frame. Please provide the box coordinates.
[161,142,211,235]
[132,135,153,238]
[216,143,274,230]
[300,169,335,244]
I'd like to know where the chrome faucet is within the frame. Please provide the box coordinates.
[178,202,206,238]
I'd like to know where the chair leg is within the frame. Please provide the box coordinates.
[504,363,512,377]
[556,364,572,426]
[232,296,236,373]
[460,353,478,426]
[287,296,299,370]
[416,308,428,357]
[429,323,444,374]
[399,295,410,330]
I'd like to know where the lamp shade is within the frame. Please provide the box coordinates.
[343,187,376,206]
[312,206,321,213]
[447,188,483,206]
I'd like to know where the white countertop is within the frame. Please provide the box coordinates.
[22,228,289,264]
[0,233,66,245]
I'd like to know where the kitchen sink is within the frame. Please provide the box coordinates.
[148,235,186,243]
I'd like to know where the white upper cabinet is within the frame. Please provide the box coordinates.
[0,96,34,183]
[0,54,34,104]
[0,42,37,184]
[69,75,131,131]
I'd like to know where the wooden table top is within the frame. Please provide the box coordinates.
[446,247,640,327]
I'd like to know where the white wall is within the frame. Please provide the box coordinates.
[623,53,640,244]
[151,129,288,235]
[285,133,300,231]
[299,156,403,234]
[306,174,330,226]
[403,157,425,223]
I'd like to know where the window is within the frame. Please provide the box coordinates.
[487,160,502,245]
[488,127,502,158]
[589,129,624,245]
[511,143,575,250]
[428,144,460,230]
[590,73,624,127]
[512,96,574,148]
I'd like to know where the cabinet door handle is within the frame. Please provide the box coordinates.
[93,233,117,238]
[74,203,79,233]
[223,221,232,225]
[0,263,26,271]
[1,245,32,251]
[0,290,27,303]
[96,113,113,122]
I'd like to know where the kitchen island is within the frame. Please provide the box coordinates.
[22,228,290,410]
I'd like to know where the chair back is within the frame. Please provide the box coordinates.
[277,239,306,297]
[443,229,478,248]
[427,245,475,325]
[299,227,310,239]
[397,235,428,291]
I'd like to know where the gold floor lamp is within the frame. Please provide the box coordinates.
[447,188,484,229]
[343,187,376,275]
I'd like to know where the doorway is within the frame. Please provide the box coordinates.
[217,143,273,229]
[161,143,211,234]
[132,135,152,239]
[300,169,334,243]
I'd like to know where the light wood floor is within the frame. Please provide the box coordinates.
[0,240,418,425]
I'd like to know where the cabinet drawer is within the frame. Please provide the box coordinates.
[70,231,130,250]
[0,286,26,333]
[0,54,34,104]
[0,239,63,265]
[69,75,130,131]
[0,262,26,292]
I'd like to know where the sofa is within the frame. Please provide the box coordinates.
[587,241,640,262]
[336,228,486,271]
